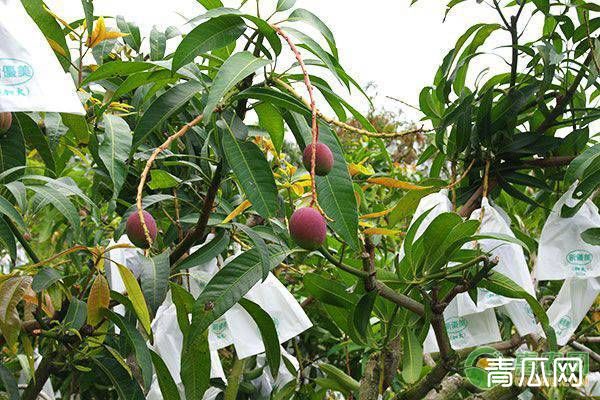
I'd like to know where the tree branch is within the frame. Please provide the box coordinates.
[21,356,53,400]
[320,248,425,315]
[169,163,223,265]
[534,51,593,135]
[362,237,377,291]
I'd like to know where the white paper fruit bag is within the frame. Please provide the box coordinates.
[545,277,600,345]
[397,189,452,260]
[400,191,502,351]
[468,198,536,307]
[423,305,501,353]
[187,237,312,358]
[0,0,84,114]
[536,184,600,280]
[147,295,225,400]
[251,348,299,396]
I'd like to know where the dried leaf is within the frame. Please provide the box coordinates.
[222,200,252,224]
[367,177,430,190]
[363,227,403,236]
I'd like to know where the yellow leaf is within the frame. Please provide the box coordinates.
[360,208,393,219]
[363,227,403,236]
[290,183,305,196]
[115,263,151,336]
[87,275,110,326]
[348,162,374,177]
[367,177,430,190]
[86,17,128,48]
[285,162,297,176]
[87,274,109,346]
[222,200,252,224]
[47,38,67,58]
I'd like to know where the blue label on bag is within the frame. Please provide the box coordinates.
[0,58,33,97]
[567,250,593,276]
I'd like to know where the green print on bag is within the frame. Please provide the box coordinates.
[566,250,593,276]
[556,316,572,337]
[446,317,468,345]
[0,58,34,97]
[211,317,228,339]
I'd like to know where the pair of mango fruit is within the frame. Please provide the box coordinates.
[126,143,334,251]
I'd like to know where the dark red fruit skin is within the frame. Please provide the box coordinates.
[126,210,157,249]
[0,113,12,133]
[289,207,327,250]
[302,143,334,176]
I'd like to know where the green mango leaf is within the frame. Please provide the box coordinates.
[401,329,423,384]
[565,144,600,185]
[174,229,230,271]
[203,51,271,120]
[64,297,87,330]
[319,363,359,393]
[303,273,357,309]
[61,113,90,145]
[148,170,181,190]
[238,87,309,116]
[92,357,145,400]
[239,298,281,379]
[582,228,600,245]
[81,0,94,37]
[234,223,270,281]
[132,80,204,149]
[29,185,80,236]
[109,70,174,104]
[100,115,132,198]
[480,272,557,350]
[170,282,195,336]
[276,0,296,12]
[288,9,338,57]
[0,363,19,400]
[197,0,223,9]
[0,116,25,177]
[116,15,141,51]
[181,330,211,400]
[139,252,170,316]
[150,26,166,61]
[0,217,15,261]
[349,291,376,344]
[186,9,280,56]
[188,245,290,347]
[172,15,247,72]
[150,350,181,400]
[115,262,152,336]
[104,310,153,389]
[21,0,71,69]
[255,102,285,153]
[220,117,278,219]
[82,61,156,85]
[16,113,55,172]
[31,267,62,292]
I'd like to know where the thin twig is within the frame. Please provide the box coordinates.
[273,78,430,139]
[271,25,319,207]
[135,114,204,247]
